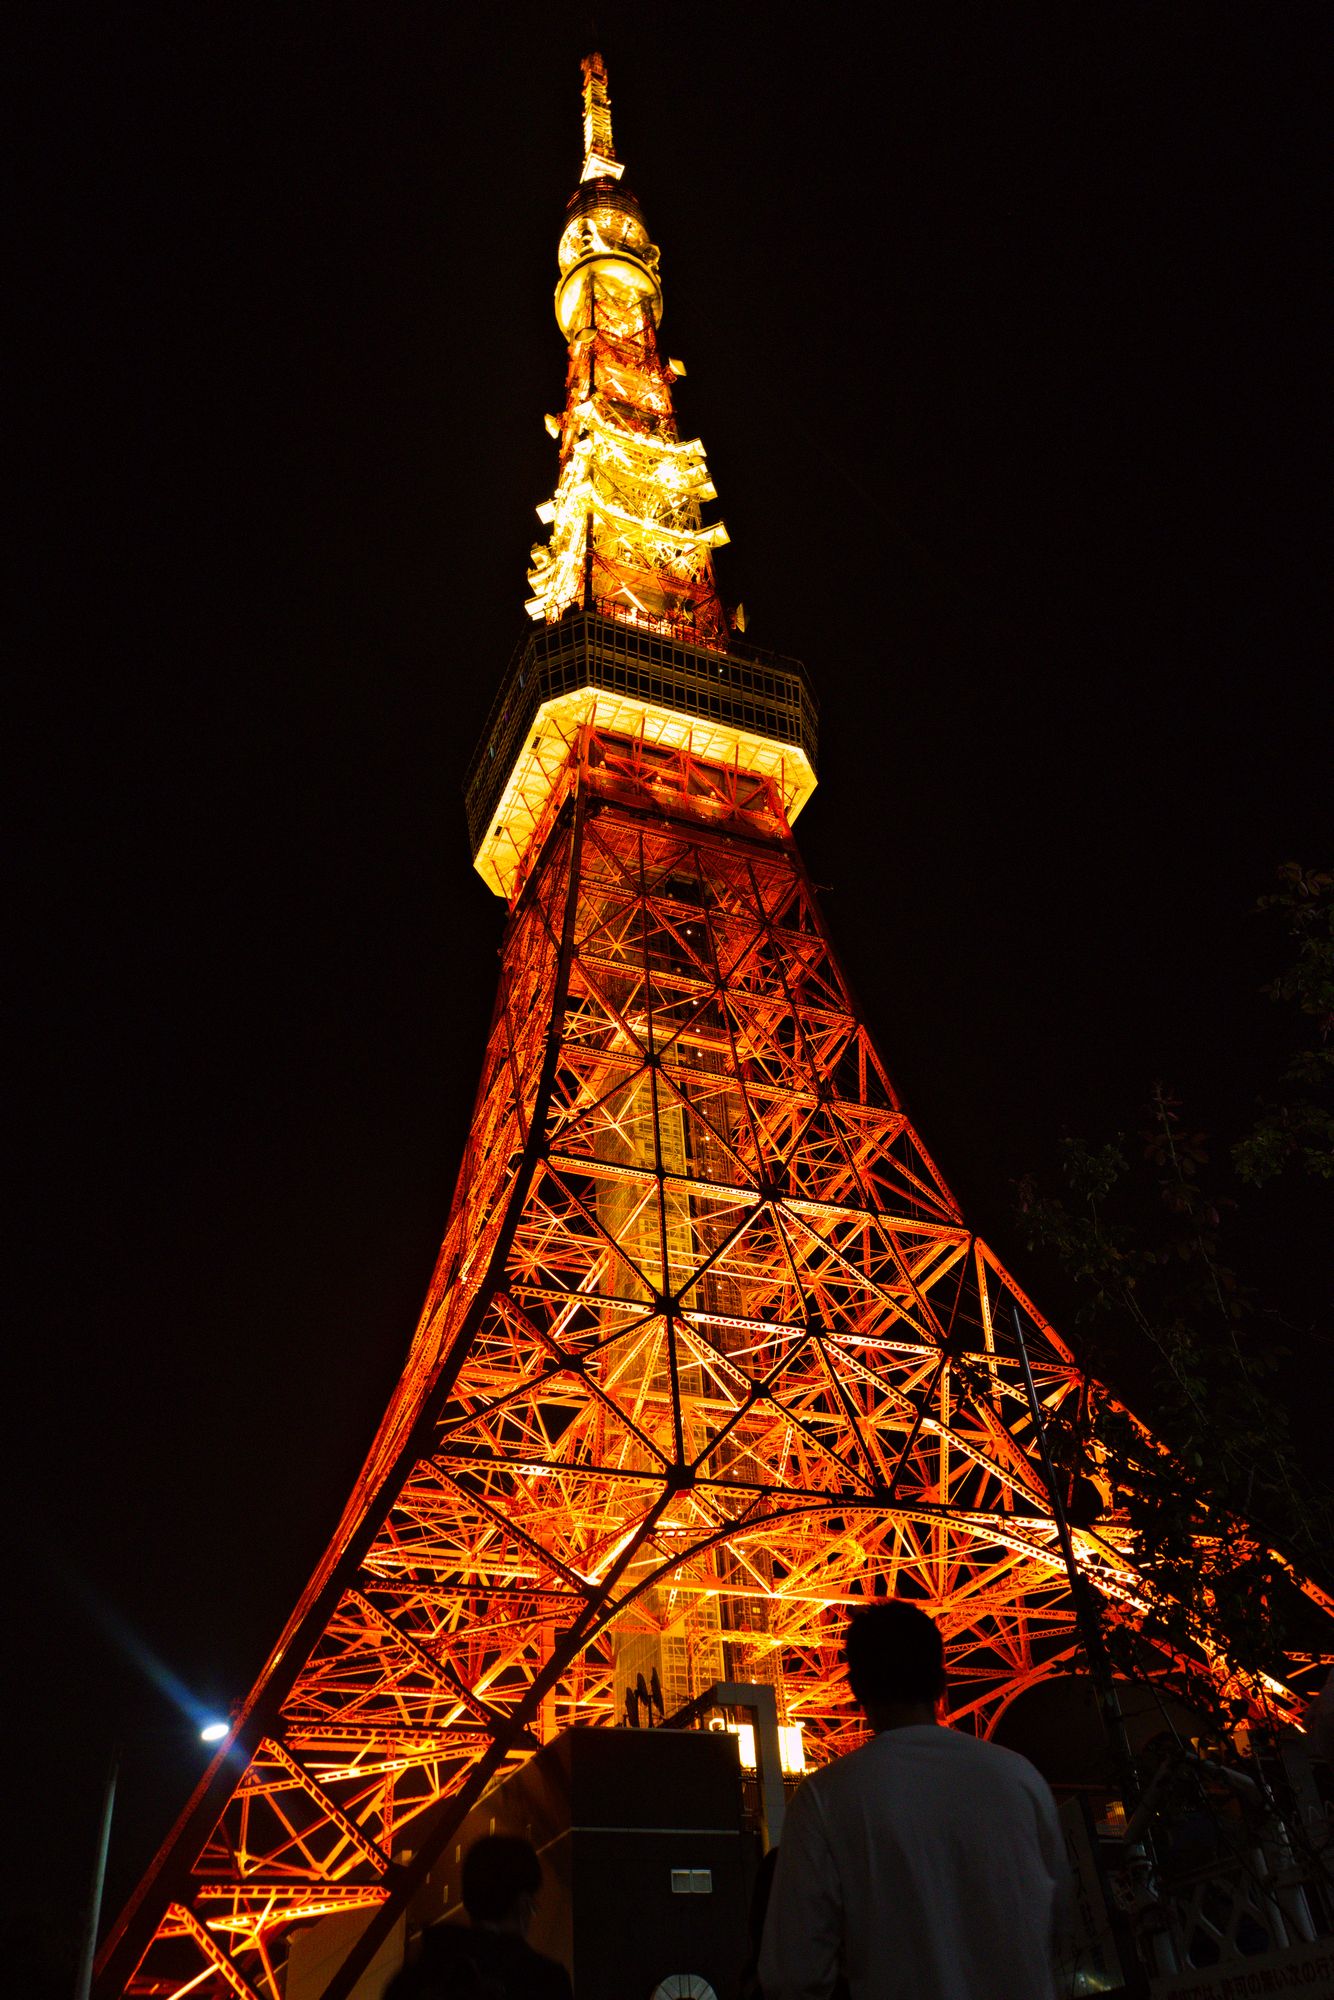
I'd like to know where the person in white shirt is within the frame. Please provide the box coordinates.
[758,1600,1068,2000]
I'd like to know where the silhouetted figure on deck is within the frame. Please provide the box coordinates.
[385,1834,573,2000]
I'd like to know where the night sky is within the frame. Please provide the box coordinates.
[12,4,1331,1975]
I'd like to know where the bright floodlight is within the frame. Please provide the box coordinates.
[199,1720,229,1743]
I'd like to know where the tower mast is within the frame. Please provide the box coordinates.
[96,53,1334,2000]
[526,54,730,649]
[580,50,621,181]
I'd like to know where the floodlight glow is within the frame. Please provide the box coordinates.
[199,1720,229,1744]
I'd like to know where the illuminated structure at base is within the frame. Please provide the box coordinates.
[99,54,1332,2000]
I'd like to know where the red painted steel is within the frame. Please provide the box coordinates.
[97,739,1330,1997]
[95,53,1331,2000]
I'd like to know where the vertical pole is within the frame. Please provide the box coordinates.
[75,1745,119,2000]
[746,1684,788,1852]
[1012,1309,1168,1992]
[1011,1307,1140,1809]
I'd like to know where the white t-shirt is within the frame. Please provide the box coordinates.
[758,1723,1067,2000]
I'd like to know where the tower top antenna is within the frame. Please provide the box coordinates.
[580,51,623,182]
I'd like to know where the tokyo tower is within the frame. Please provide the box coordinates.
[97,52,1332,2000]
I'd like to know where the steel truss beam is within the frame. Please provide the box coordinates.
[98,747,1332,1999]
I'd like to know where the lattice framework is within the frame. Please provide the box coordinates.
[99,739,1331,1999]
[96,50,1333,2000]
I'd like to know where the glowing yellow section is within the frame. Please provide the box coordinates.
[580,53,622,183]
[527,409,729,623]
[473,690,818,902]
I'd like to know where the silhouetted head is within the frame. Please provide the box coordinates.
[461,1834,543,1931]
[844,1602,947,1724]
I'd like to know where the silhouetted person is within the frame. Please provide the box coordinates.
[385,1834,573,1999]
[759,1601,1068,2000]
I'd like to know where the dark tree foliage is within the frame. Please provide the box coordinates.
[1233,864,1334,1187]
[1014,868,1333,1709]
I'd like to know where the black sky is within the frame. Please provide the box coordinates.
[11,2,1331,1972]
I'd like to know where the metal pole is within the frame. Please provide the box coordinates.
[1011,1308,1170,1991]
[1010,1306,1140,1810]
[75,1744,119,2000]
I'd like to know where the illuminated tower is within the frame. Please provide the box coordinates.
[98,54,1331,2000]
[524,52,729,650]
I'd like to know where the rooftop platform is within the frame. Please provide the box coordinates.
[465,606,819,899]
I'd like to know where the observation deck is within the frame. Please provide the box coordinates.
[465,605,818,899]
[556,178,662,336]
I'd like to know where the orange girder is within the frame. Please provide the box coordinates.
[97,736,1331,1999]
[97,49,1331,2000]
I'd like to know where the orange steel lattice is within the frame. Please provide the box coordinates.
[97,53,1332,2000]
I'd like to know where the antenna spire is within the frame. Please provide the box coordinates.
[525,52,729,645]
[580,51,623,182]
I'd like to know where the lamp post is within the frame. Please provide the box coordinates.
[74,1747,119,2000]
[74,1718,230,2000]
